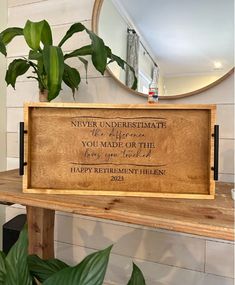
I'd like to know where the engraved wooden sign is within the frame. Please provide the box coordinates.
[23,103,216,198]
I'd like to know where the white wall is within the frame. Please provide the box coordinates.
[163,72,224,96]
[2,0,234,284]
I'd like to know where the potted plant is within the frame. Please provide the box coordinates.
[0,20,137,102]
[0,227,146,285]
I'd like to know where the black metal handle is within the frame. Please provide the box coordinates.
[213,125,219,181]
[19,122,27,176]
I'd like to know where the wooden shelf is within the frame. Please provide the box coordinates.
[0,170,234,242]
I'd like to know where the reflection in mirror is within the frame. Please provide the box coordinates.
[95,0,234,97]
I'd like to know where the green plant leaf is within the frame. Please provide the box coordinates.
[43,246,112,285]
[32,52,46,89]
[126,65,138,90]
[32,278,38,285]
[63,64,81,97]
[29,50,42,61]
[127,263,146,285]
[5,59,30,88]
[0,38,6,56]
[105,46,125,69]
[43,45,64,101]
[23,20,45,50]
[28,60,47,91]
[86,29,107,75]
[105,46,137,90]
[41,20,53,46]
[0,27,23,45]
[4,226,33,285]
[23,20,52,51]
[64,45,93,60]
[58,22,85,47]
[78,57,88,83]
[0,251,6,284]
[28,255,69,283]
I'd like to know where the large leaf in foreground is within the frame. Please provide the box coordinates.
[0,252,6,284]
[127,263,146,285]
[43,246,112,285]
[4,227,32,285]
[28,255,69,283]
[43,45,64,101]
[5,59,30,88]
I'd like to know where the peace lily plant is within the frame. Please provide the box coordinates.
[0,20,137,101]
[0,227,146,285]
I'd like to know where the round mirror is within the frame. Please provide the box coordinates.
[93,0,234,98]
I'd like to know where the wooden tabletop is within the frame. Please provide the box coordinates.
[0,170,234,241]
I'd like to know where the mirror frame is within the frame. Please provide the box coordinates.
[92,0,234,100]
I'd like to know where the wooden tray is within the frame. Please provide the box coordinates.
[22,103,216,198]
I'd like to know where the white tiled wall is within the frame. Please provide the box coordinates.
[5,205,234,285]
[55,241,234,285]
[8,0,94,27]
[205,241,234,279]
[3,0,235,284]
[54,214,206,271]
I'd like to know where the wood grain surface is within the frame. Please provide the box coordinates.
[23,103,216,198]
[27,206,55,259]
[0,169,233,241]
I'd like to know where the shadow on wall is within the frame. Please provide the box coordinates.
[55,214,215,285]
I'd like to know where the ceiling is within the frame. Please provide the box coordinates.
[115,0,234,77]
